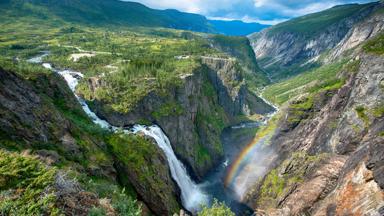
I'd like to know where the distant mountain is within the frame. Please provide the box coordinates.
[209,20,270,36]
[1,0,215,32]
[249,2,383,80]
[0,0,272,35]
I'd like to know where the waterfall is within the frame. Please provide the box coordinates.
[132,125,208,211]
[40,60,207,212]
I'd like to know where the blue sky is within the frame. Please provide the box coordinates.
[128,0,376,25]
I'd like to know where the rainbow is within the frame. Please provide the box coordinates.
[224,131,271,187]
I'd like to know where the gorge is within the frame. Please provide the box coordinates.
[30,51,270,215]
[0,0,383,216]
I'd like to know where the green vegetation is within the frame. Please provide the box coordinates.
[372,104,384,118]
[259,169,286,199]
[198,199,235,216]
[152,102,184,119]
[209,34,269,90]
[196,144,212,166]
[0,0,287,215]
[257,152,327,208]
[251,113,280,147]
[112,192,142,216]
[263,60,347,105]
[108,133,180,213]
[109,133,155,174]
[267,3,373,37]
[0,58,51,78]
[363,33,384,55]
[0,150,59,216]
[287,96,314,125]
[231,127,259,140]
[355,106,370,126]
[0,0,214,33]
[0,62,142,215]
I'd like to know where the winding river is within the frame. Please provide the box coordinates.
[28,52,276,215]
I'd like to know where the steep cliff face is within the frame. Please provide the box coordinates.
[245,52,384,216]
[85,57,274,179]
[328,10,384,61]
[249,2,382,80]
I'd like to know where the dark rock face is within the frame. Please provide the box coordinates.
[246,54,384,215]
[89,59,274,179]
[0,68,72,148]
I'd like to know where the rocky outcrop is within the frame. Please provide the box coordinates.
[246,54,384,215]
[0,67,76,151]
[87,58,274,179]
[328,11,384,61]
[202,57,272,116]
[0,67,182,215]
[249,2,382,79]
[113,137,181,215]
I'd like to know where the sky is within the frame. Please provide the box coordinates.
[128,0,376,25]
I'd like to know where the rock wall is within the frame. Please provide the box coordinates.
[245,54,384,215]
[249,2,382,79]
[328,11,384,61]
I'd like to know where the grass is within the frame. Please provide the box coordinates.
[363,33,384,55]
[199,199,235,216]
[267,3,372,38]
[257,152,327,208]
[196,144,212,166]
[0,150,59,216]
[152,102,184,119]
[108,133,155,175]
[263,60,347,105]
[372,104,384,118]
[287,96,314,125]
[1,0,214,33]
[355,106,370,127]
[108,133,180,213]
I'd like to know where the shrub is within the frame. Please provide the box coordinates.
[363,33,384,55]
[88,207,107,216]
[0,150,59,216]
[112,191,142,216]
[198,199,235,216]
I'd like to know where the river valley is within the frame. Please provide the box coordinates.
[29,52,276,215]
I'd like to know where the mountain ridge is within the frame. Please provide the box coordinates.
[249,1,383,80]
[0,0,268,35]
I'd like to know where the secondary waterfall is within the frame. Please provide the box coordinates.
[36,58,207,212]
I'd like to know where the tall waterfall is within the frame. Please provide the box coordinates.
[39,60,207,212]
[133,125,208,211]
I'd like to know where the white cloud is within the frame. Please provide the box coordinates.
[256,1,345,17]
[209,16,287,25]
[128,0,243,14]
[253,0,269,7]
[241,15,288,25]
[126,0,376,25]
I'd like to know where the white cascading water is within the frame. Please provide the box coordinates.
[38,57,207,212]
[132,125,208,211]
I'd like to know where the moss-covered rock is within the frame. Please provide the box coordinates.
[109,133,180,215]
